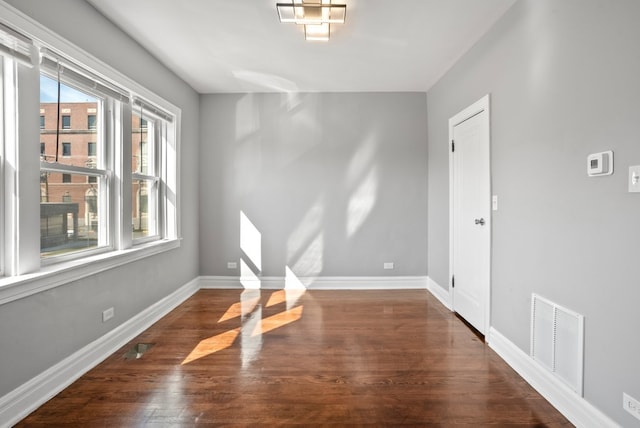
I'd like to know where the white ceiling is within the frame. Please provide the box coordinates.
[86,0,516,94]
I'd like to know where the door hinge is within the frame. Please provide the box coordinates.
[451,140,455,152]
[452,275,455,288]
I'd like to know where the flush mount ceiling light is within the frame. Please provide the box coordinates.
[276,0,346,41]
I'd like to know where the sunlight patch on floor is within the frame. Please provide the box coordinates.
[181,328,240,365]
[253,305,303,336]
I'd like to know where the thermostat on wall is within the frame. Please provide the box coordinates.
[587,151,613,176]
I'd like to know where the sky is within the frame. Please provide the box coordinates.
[40,75,98,103]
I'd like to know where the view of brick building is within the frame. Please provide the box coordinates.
[40,100,148,253]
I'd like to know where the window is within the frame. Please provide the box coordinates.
[132,108,159,241]
[40,72,107,259]
[62,142,71,157]
[0,11,180,301]
[88,114,96,130]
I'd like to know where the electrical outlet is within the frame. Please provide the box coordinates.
[383,262,394,270]
[227,262,238,269]
[102,307,114,323]
[623,393,640,421]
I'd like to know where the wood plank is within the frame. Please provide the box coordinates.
[16,289,571,426]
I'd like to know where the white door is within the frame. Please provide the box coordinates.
[450,96,491,335]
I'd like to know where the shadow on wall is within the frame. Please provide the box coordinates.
[211,91,426,283]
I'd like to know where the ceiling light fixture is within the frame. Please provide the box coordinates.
[276,0,346,41]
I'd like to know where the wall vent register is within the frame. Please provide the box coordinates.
[530,294,584,395]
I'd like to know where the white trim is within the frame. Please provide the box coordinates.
[0,238,181,306]
[199,275,244,289]
[199,275,429,290]
[0,277,199,428]
[448,94,491,335]
[426,276,452,310]
[487,327,620,428]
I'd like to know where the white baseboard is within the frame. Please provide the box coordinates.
[0,278,200,428]
[199,275,244,289]
[199,275,429,290]
[487,327,619,428]
[426,276,451,310]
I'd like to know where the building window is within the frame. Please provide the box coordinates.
[88,175,97,184]
[40,115,45,129]
[87,142,96,157]
[40,142,45,155]
[61,115,71,129]
[62,173,71,183]
[88,114,96,130]
[62,142,71,157]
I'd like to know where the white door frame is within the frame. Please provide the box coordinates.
[448,94,491,335]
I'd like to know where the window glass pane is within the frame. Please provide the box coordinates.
[40,75,101,168]
[132,113,153,175]
[132,179,157,240]
[88,114,96,129]
[40,173,102,257]
[40,73,107,259]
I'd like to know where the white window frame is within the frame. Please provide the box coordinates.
[38,65,114,264]
[0,56,6,277]
[0,3,181,306]
[131,104,162,245]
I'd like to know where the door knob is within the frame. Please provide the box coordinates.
[474,218,485,226]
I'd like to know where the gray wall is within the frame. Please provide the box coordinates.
[427,0,640,425]
[200,93,428,279]
[0,0,199,397]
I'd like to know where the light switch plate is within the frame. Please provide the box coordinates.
[629,166,640,193]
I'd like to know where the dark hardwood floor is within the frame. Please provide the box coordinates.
[17,289,571,426]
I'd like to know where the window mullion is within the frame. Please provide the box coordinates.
[14,58,40,274]
[117,101,133,249]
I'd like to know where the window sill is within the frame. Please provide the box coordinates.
[0,238,181,306]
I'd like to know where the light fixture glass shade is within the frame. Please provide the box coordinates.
[277,3,346,25]
[304,23,330,41]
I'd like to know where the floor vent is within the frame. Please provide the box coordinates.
[530,294,584,395]
[124,343,154,360]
